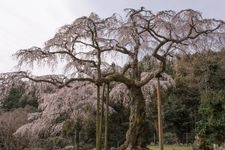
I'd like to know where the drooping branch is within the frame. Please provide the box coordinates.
[0,71,95,90]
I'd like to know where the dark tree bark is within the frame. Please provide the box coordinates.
[119,86,148,150]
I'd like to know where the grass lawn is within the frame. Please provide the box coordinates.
[148,145,192,150]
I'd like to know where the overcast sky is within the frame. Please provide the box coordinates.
[0,0,225,74]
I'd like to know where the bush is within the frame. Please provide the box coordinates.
[164,132,179,144]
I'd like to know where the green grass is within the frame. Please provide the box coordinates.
[148,145,192,150]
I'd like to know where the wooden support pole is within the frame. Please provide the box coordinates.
[157,77,164,150]
[104,83,109,150]
[96,85,101,150]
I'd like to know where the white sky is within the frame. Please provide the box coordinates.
[0,0,225,74]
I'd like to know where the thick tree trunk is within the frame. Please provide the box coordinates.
[119,86,148,150]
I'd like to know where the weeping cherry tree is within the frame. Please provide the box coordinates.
[10,8,225,150]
